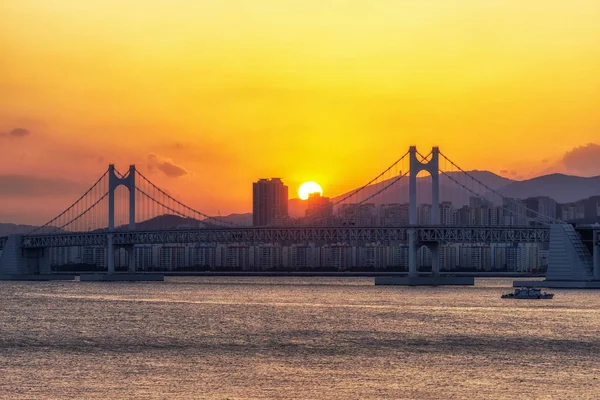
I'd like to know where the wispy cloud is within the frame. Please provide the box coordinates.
[0,127,31,138]
[0,175,89,197]
[561,143,600,176]
[147,154,189,178]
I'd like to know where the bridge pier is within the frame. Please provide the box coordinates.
[38,248,51,275]
[107,234,115,274]
[429,243,440,276]
[0,236,75,280]
[408,229,418,277]
[594,230,599,280]
[127,246,136,273]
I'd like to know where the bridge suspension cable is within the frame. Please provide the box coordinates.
[305,150,410,226]
[27,171,109,235]
[438,151,563,225]
[53,193,109,232]
[135,170,238,227]
[134,187,209,227]
[331,150,410,207]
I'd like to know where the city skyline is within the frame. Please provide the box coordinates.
[1,163,600,227]
[1,1,600,224]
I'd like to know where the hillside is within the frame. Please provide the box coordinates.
[497,174,600,203]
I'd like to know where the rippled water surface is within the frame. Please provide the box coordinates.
[1,277,599,399]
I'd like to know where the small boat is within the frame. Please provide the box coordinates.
[501,287,554,299]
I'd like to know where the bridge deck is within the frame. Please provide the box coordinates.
[16,226,554,248]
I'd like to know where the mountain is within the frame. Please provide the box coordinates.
[0,223,59,236]
[329,170,600,207]
[0,213,252,236]
[125,213,252,230]
[497,174,600,203]
[216,213,252,226]
[331,171,514,207]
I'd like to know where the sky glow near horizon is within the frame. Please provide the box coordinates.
[1,0,599,223]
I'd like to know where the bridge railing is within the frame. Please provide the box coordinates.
[19,225,551,248]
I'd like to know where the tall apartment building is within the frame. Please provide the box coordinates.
[339,203,377,225]
[305,193,333,218]
[160,246,187,270]
[189,245,216,268]
[417,204,432,225]
[378,203,409,226]
[135,246,154,271]
[440,201,455,225]
[503,198,528,226]
[321,244,355,270]
[222,245,251,270]
[525,196,557,222]
[252,178,288,226]
[83,246,106,267]
[254,245,283,270]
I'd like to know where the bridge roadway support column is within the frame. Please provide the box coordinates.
[429,243,440,276]
[408,229,418,277]
[107,234,115,274]
[127,246,136,273]
[0,236,75,281]
[38,248,52,275]
[594,230,599,281]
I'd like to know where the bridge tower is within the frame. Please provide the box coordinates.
[108,165,136,274]
[408,146,440,277]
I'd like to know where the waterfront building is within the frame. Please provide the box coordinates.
[252,178,288,226]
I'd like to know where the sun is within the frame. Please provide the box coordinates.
[298,181,323,200]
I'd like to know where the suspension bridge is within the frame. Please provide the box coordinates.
[1,146,598,285]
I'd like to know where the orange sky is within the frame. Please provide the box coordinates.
[1,1,600,223]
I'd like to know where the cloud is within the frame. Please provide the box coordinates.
[561,143,600,176]
[0,127,31,139]
[0,175,89,197]
[147,154,189,178]
[10,127,30,137]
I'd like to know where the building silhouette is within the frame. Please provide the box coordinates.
[252,178,289,226]
[305,193,333,218]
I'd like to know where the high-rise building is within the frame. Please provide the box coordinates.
[160,246,186,270]
[439,201,455,226]
[305,193,333,218]
[378,203,409,226]
[252,178,288,226]
[503,198,528,226]
[254,244,283,270]
[469,197,492,209]
[135,246,154,271]
[222,245,251,270]
[417,204,432,225]
[190,245,216,268]
[525,196,557,222]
